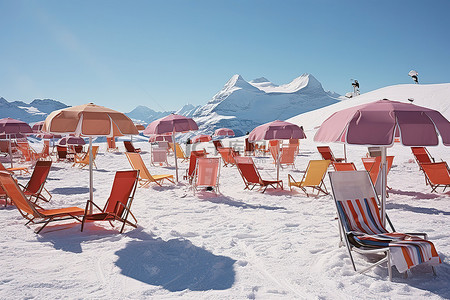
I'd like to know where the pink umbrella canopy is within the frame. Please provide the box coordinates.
[148,134,173,143]
[248,120,306,142]
[143,114,198,135]
[192,134,212,143]
[36,133,62,139]
[32,121,45,133]
[314,99,450,146]
[214,128,235,137]
[0,118,33,135]
[57,136,86,146]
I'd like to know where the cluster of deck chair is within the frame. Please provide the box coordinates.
[0,161,140,234]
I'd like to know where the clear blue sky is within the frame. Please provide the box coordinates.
[1,0,449,112]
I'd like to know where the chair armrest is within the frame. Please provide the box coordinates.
[404,232,428,240]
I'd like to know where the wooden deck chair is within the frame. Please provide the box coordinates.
[218,147,237,167]
[184,150,207,183]
[279,145,298,168]
[81,170,139,233]
[0,161,29,175]
[317,146,345,163]
[0,170,84,234]
[235,156,283,193]
[151,148,169,166]
[107,137,119,152]
[419,162,450,193]
[125,152,174,187]
[329,170,440,280]
[73,146,99,169]
[123,140,141,153]
[20,160,52,203]
[288,160,330,196]
[173,143,188,162]
[361,156,394,195]
[192,158,220,194]
[333,162,357,171]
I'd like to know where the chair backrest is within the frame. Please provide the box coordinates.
[317,146,335,161]
[411,147,433,164]
[420,162,450,185]
[174,143,187,159]
[279,145,297,165]
[0,140,10,153]
[157,141,169,150]
[333,162,357,171]
[188,151,207,178]
[329,170,387,235]
[0,171,39,217]
[125,152,156,182]
[234,156,262,184]
[151,149,168,164]
[195,158,220,187]
[218,147,236,165]
[244,138,254,153]
[74,145,84,153]
[367,147,382,157]
[302,160,331,186]
[361,156,394,187]
[83,146,99,162]
[104,170,139,217]
[213,140,223,151]
[17,141,31,161]
[123,141,136,152]
[107,137,116,149]
[57,146,67,159]
[24,160,52,194]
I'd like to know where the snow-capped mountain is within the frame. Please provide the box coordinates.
[0,97,69,123]
[188,73,340,137]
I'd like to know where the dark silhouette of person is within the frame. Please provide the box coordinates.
[412,75,419,84]
[352,80,359,89]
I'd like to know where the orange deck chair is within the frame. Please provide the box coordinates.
[0,171,84,234]
[333,162,357,171]
[213,140,224,153]
[0,161,29,175]
[317,146,345,164]
[73,146,99,169]
[16,141,46,162]
[107,137,119,152]
[184,150,207,183]
[81,170,139,233]
[411,147,435,169]
[123,140,141,153]
[173,143,188,162]
[235,156,283,193]
[288,160,330,196]
[19,160,52,203]
[125,152,174,187]
[419,162,450,193]
[361,156,394,195]
[192,157,220,194]
[279,145,298,168]
[218,147,237,167]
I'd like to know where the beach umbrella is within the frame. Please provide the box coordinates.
[43,103,139,211]
[191,134,212,144]
[314,99,450,225]
[214,128,235,137]
[0,118,33,167]
[135,124,146,131]
[57,136,86,146]
[32,121,45,133]
[148,134,173,143]
[144,114,198,181]
[248,120,306,181]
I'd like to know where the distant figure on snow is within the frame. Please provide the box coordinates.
[351,80,360,96]
[408,70,419,84]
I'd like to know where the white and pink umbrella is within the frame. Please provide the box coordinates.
[249,120,306,180]
[57,136,86,146]
[148,134,173,143]
[192,134,212,144]
[214,128,235,137]
[144,114,198,181]
[314,99,450,225]
[0,118,33,167]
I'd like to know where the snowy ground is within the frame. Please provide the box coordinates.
[0,138,449,299]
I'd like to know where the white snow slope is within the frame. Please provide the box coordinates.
[0,82,449,299]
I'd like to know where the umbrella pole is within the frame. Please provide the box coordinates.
[89,137,93,214]
[173,132,178,182]
[380,146,387,226]
[343,144,347,162]
[8,134,13,168]
[277,141,281,181]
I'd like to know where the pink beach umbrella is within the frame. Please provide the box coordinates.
[148,134,173,143]
[32,121,45,133]
[144,114,198,181]
[57,136,86,146]
[0,118,33,167]
[248,120,306,181]
[192,134,212,144]
[314,99,450,225]
[214,128,235,137]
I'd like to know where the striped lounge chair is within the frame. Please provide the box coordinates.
[329,170,441,280]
